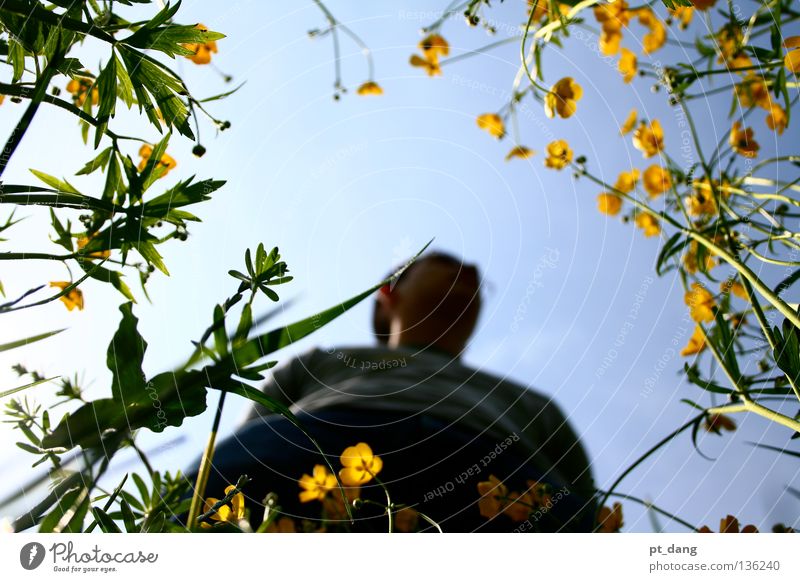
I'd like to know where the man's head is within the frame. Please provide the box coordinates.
[372,252,482,356]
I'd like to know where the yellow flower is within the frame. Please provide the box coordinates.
[339,442,383,486]
[683,240,715,274]
[729,121,759,158]
[544,140,573,170]
[394,507,419,532]
[597,193,623,216]
[265,516,297,533]
[691,0,717,10]
[716,25,745,68]
[597,502,623,533]
[476,475,508,519]
[614,168,640,193]
[200,485,245,529]
[138,144,177,177]
[704,413,737,434]
[505,145,535,161]
[680,326,707,357]
[618,48,637,83]
[765,103,787,135]
[76,234,110,260]
[183,23,218,65]
[685,282,715,323]
[356,81,383,96]
[410,34,448,77]
[635,213,660,237]
[670,7,694,29]
[642,164,671,197]
[49,281,84,311]
[619,109,637,135]
[699,515,757,533]
[637,8,667,54]
[409,54,442,76]
[783,36,800,73]
[503,490,534,522]
[66,76,98,107]
[594,0,630,56]
[419,34,449,60]
[686,178,730,216]
[721,279,748,300]
[476,113,506,139]
[544,77,583,119]
[735,76,772,109]
[298,464,337,503]
[632,119,664,158]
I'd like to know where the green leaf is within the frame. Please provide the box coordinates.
[91,506,121,533]
[39,487,89,533]
[119,498,138,532]
[0,376,59,399]
[135,240,169,276]
[94,56,118,148]
[108,303,148,403]
[29,169,82,195]
[213,304,227,356]
[0,328,64,352]
[76,147,113,175]
[131,473,151,508]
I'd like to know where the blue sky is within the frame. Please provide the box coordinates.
[1,0,798,532]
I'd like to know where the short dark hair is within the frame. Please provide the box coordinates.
[372,251,473,344]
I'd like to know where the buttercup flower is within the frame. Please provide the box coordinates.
[637,8,667,54]
[594,0,630,56]
[544,140,573,170]
[503,490,534,522]
[670,6,694,29]
[735,76,772,109]
[66,76,98,107]
[138,144,177,177]
[699,515,757,532]
[410,33,449,77]
[339,442,383,486]
[643,165,671,197]
[614,169,640,193]
[681,326,707,357]
[686,178,730,216]
[721,279,748,300]
[765,103,787,135]
[409,54,442,76]
[298,464,337,502]
[618,48,637,83]
[597,193,623,216]
[505,145,535,161]
[635,213,660,237]
[632,119,664,158]
[200,484,245,529]
[729,121,759,158]
[685,282,715,323]
[544,77,583,119]
[419,34,449,60]
[356,81,383,96]
[477,475,508,519]
[76,234,111,260]
[49,281,84,311]
[476,113,505,138]
[597,502,623,533]
[183,23,218,65]
[620,109,637,135]
[683,240,715,274]
[691,0,717,10]
[783,36,800,73]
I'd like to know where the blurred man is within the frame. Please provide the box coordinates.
[190,252,596,532]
